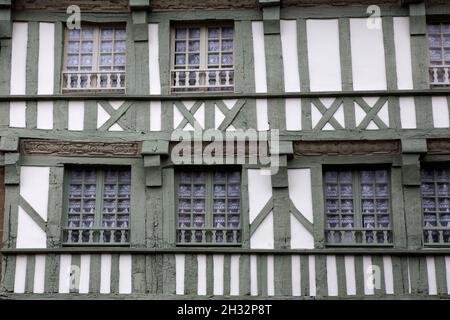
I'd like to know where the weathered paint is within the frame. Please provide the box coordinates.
[426,256,437,295]
[79,254,90,294]
[251,21,267,93]
[13,255,27,293]
[58,254,71,294]
[119,254,132,294]
[33,254,46,294]
[326,255,338,296]
[175,254,185,295]
[213,254,224,296]
[100,254,112,294]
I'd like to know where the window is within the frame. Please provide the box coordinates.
[324,169,392,246]
[62,26,126,92]
[176,170,241,245]
[421,166,450,245]
[428,23,450,86]
[171,24,234,92]
[63,168,131,245]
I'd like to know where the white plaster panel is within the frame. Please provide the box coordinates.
[175,254,185,295]
[426,256,437,295]
[119,254,132,294]
[288,169,313,222]
[33,254,46,294]
[290,214,314,249]
[280,20,301,92]
[10,22,28,95]
[383,256,394,295]
[248,169,272,223]
[213,255,224,296]
[149,23,161,95]
[345,255,356,296]
[285,98,302,131]
[267,255,274,296]
[393,17,413,90]
[291,255,301,296]
[197,254,207,295]
[37,23,55,95]
[250,255,258,296]
[68,101,85,131]
[252,21,267,93]
[79,255,90,294]
[20,166,50,221]
[230,255,240,296]
[363,255,374,295]
[256,99,269,131]
[14,255,27,293]
[58,254,71,294]
[432,96,450,128]
[37,101,53,130]
[309,255,316,296]
[326,255,338,296]
[16,207,46,248]
[250,212,274,249]
[100,254,112,294]
[10,102,27,128]
[150,101,162,131]
[399,97,417,129]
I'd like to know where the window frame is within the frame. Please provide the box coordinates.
[427,21,450,87]
[174,167,242,246]
[62,166,132,246]
[420,162,450,246]
[62,23,127,93]
[170,21,235,93]
[323,165,394,247]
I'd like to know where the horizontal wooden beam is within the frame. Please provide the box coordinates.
[2,247,450,255]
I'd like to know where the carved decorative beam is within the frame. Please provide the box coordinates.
[427,139,450,155]
[20,139,141,158]
[294,140,400,157]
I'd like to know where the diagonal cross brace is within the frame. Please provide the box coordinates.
[98,101,133,131]
[312,98,344,130]
[215,99,246,130]
[250,197,274,236]
[354,97,389,130]
[289,199,313,234]
[175,101,203,129]
[19,196,47,232]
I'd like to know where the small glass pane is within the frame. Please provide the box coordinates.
[437,183,449,196]
[193,199,205,212]
[68,215,80,227]
[101,29,114,40]
[175,41,186,52]
[114,54,126,65]
[175,54,186,65]
[326,184,338,197]
[228,172,240,183]
[176,28,187,39]
[69,200,81,213]
[208,28,220,39]
[104,184,117,198]
[208,40,219,51]
[118,184,130,198]
[82,215,94,228]
[67,55,79,66]
[214,172,227,183]
[424,213,437,227]
[222,54,233,65]
[101,41,113,53]
[428,24,441,33]
[100,54,113,66]
[325,171,338,183]
[340,171,352,183]
[326,200,339,213]
[193,172,205,183]
[179,184,191,197]
[68,41,80,53]
[222,27,233,38]
[69,185,82,198]
[83,200,96,213]
[445,49,450,63]
[422,183,435,196]
[228,199,240,213]
[443,24,450,33]
[193,185,205,197]
[423,198,436,212]
[189,40,200,52]
[178,199,191,213]
[214,199,226,213]
[208,54,219,65]
[378,215,390,228]
[341,215,354,228]
[375,184,389,197]
[116,29,126,40]
[362,199,375,213]
[361,171,375,183]
[189,28,200,39]
[188,53,200,65]
[228,184,240,197]
[193,215,205,227]
[439,213,450,227]
[105,170,118,183]
[178,214,191,227]
[180,172,191,183]
[214,215,226,228]
[228,215,240,228]
[83,184,96,198]
[430,49,443,63]
[363,215,375,228]
[222,40,233,51]
[326,215,339,228]
[68,29,81,40]
[82,28,94,39]
[103,200,117,213]
[81,55,93,66]
[438,198,450,212]
[71,171,83,183]
[437,169,449,181]
[361,184,374,197]
[214,185,226,197]
[421,169,434,181]
[376,199,389,213]
[340,184,353,197]
[444,35,450,47]
[429,35,442,47]
[103,214,116,228]
[117,216,129,228]
[340,199,353,213]
[118,171,131,183]
[118,200,130,213]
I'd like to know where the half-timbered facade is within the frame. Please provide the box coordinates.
[1,0,450,299]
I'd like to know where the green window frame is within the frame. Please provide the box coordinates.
[63,167,131,246]
[323,168,393,246]
[421,165,450,245]
[427,22,450,87]
[175,168,241,246]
